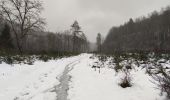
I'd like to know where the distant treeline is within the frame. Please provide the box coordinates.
[0,0,89,55]
[103,6,170,54]
[0,20,89,54]
[22,30,89,54]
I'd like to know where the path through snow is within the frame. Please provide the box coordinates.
[0,54,167,100]
[0,54,86,100]
[55,60,80,100]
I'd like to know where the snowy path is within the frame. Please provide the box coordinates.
[0,54,87,100]
[0,54,167,100]
[54,60,80,100]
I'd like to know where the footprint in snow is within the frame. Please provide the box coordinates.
[44,74,48,77]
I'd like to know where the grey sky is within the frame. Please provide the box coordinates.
[41,0,170,42]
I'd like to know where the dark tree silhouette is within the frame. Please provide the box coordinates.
[0,0,45,54]
[96,33,102,53]
[0,23,13,50]
[71,21,81,52]
[103,6,170,54]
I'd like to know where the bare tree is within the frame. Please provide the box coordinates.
[0,0,45,54]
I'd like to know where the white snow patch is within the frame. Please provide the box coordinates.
[31,92,56,100]
[0,54,87,100]
[68,56,166,100]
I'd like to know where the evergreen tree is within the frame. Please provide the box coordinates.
[102,6,170,53]
[71,21,81,52]
[96,33,102,53]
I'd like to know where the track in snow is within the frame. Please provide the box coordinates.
[53,61,80,100]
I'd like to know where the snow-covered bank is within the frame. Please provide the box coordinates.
[68,55,166,100]
[0,54,88,100]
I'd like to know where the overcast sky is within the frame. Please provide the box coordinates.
[41,0,170,42]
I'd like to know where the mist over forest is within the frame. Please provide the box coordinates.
[102,6,170,53]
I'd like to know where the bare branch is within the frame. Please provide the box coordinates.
[0,0,45,53]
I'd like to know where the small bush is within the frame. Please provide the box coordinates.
[119,76,132,88]
[89,56,95,59]
[0,57,2,64]
[151,66,170,99]
[114,64,123,72]
[119,68,132,88]
[114,55,123,72]
[38,55,50,62]
[26,56,34,65]
[98,55,107,68]
[4,56,13,65]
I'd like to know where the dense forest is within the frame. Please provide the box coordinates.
[0,0,89,55]
[0,20,89,55]
[102,6,170,54]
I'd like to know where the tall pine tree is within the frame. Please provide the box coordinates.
[71,21,81,52]
[96,33,102,53]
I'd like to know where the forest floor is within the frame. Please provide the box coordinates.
[0,54,168,100]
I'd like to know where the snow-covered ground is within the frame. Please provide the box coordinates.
[0,54,86,100]
[68,56,166,100]
[0,54,168,100]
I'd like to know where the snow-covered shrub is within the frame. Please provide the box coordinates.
[4,56,13,65]
[89,55,95,59]
[0,57,2,64]
[25,56,35,65]
[114,55,123,72]
[151,66,170,99]
[119,68,132,88]
[138,52,148,61]
[38,55,50,62]
[119,58,133,88]
[152,75,170,99]
[98,55,107,68]
[114,54,134,72]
